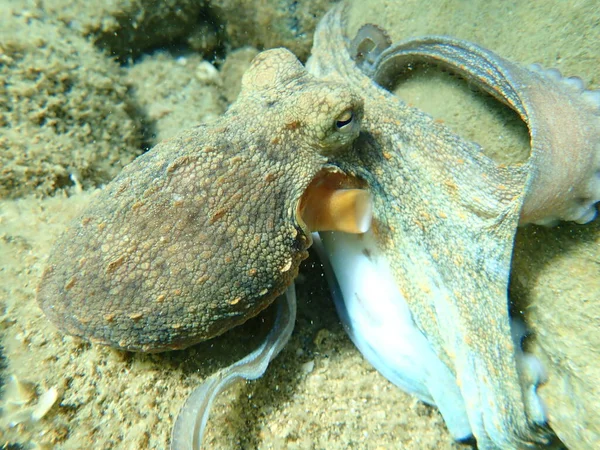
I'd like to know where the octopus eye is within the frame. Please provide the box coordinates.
[335,110,354,132]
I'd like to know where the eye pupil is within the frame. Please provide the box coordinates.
[336,111,354,130]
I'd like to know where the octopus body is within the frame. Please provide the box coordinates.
[36,48,364,352]
[35,3,600,450]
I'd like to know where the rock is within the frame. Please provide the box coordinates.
[126,52,225,144]
[35,0,219,62]
[0,8,142,198]
[210,0,336,61]
[220,46,259,103]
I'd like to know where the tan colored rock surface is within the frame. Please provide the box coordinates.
[126,52,225,144]
[31,0,218,62]
[10,0,335,62]
[0,8,142,199]
[211,0,337,61]
[221,46,260,103]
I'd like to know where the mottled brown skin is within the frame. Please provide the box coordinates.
[37,48,363,352]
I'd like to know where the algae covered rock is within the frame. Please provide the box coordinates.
[126,52,226,143]
[40,0,221,62]
[210,0,336,60]
[39,0,335,62]
[220,46,259,103]
[0,10,142,199]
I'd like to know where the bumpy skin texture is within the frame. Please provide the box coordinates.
[37,48,363,352]
[308,5,598,449]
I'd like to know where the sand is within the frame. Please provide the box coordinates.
[1,0,598,448]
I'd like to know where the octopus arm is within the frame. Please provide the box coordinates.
[170,285,296,450]
[369,35,600,225]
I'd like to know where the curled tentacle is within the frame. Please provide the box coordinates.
[350,24,391,73]
[170,285,297,450]
[369,35,600,225]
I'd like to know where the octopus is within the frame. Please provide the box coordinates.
[36,3,599,450]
